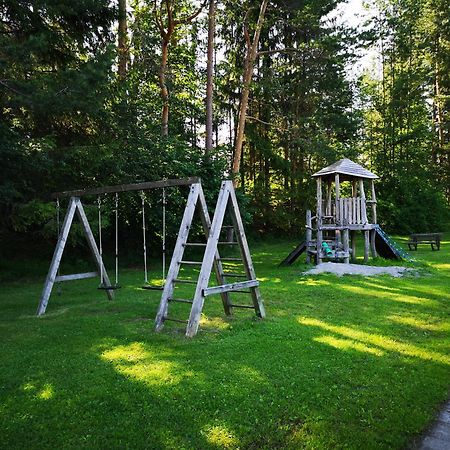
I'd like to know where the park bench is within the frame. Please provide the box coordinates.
[407,233,442,251]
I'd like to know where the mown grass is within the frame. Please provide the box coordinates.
[0,233,449,449]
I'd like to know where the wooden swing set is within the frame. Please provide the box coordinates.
[37,178,265,337]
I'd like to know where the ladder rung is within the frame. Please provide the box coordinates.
[219,257,241,262]
[229,304,255,309]
[183,243,207,247]
[218,241,238,245]
[223,273,247,278]
[222,225,234,229]
[173,279,197,284]
[169,298,193,304]
[179,261,202,265]
[164,317,188,324]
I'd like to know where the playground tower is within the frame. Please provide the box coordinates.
[307,158,378,264]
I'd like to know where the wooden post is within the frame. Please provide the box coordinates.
[351,230,357,262]
[326,180,332,215]
[196,184,232,315]
[359,179,368,224]
[364,230,370,262]
[370,229,377,258]
[316,177,323,264]
[352,180,357,197]
[343,228,350,264]
[335,173,340,225]
[306,209,312,264]
[370,179,377,224]
[155,184,202,331]
[75,198,114,300]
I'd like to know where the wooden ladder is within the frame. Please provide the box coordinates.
[155,180,265,337]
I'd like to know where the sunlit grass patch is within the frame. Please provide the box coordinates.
[100,342,194,385]
[387,315,450,332]
[314,335,385,356]
[202,423,240,448]
[338,284,438,306]
[298,317,450,365]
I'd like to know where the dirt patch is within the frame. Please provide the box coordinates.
[303,262,415,277]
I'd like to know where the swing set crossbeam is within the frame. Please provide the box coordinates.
[51,177,200,199]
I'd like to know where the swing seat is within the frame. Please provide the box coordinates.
[141,284,164,291]
[97,283,121,290]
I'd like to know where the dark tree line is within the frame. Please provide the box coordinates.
[0,0,448,253]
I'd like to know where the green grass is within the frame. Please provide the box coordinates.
[1,234,449,449]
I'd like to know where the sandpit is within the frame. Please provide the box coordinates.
[303,262,414,277]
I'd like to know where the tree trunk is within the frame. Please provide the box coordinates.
[118,0,128,79]
[160,38,170,137]
[232,0,269,187]
[205,0,215,153]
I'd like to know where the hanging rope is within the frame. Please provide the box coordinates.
[162,187,166,283]
[97,195,104,286]
[141,191,148,284]
[56,197,61,295]
[114,192,119,286]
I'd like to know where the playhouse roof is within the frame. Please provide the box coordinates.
[312,158,378,180]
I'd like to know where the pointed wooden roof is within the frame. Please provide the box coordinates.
[312,158,378,179]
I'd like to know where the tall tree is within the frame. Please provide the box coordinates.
[205,0,216,153]
[153,0,207,136]
[118,0,129,79]
[232,0,269,185]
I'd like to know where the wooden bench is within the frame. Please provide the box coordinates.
[407,233,442,251]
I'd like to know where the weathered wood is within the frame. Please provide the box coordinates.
[196,182,233,316]
[228,181,265,317]
[335,173,340,200]
[359,179,368,224]
[55,271,98,282]
[37,198,78,316]
[343,228,350,264]
[37,197,114,316]
[370,179,377,224]
[370,229,377,258]
[316,177,323,264]
[186,182,231,337]
[407,233,442,250]
[203,279,259,297]
[351,230,357,262]
[52,177,200,199]
[326,180,332,215]
[364,230,370,262]
[75,198,114,300]
[155,183,201,331]
[306,209,312,264]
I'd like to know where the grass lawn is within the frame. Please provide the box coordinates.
[1,233,449,449]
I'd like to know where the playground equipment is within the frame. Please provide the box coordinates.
[155,180,265,337]
[280,158,413,265]
[36,177,200,315]
[37,178,264,338]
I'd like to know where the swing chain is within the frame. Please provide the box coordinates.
[141,191,148,284]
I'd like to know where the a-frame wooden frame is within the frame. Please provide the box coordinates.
[155,180,265,337]
[36,197,114,316]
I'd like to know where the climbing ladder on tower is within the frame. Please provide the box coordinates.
[155,180,265,337]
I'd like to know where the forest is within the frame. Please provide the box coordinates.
[1,0,449,249]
